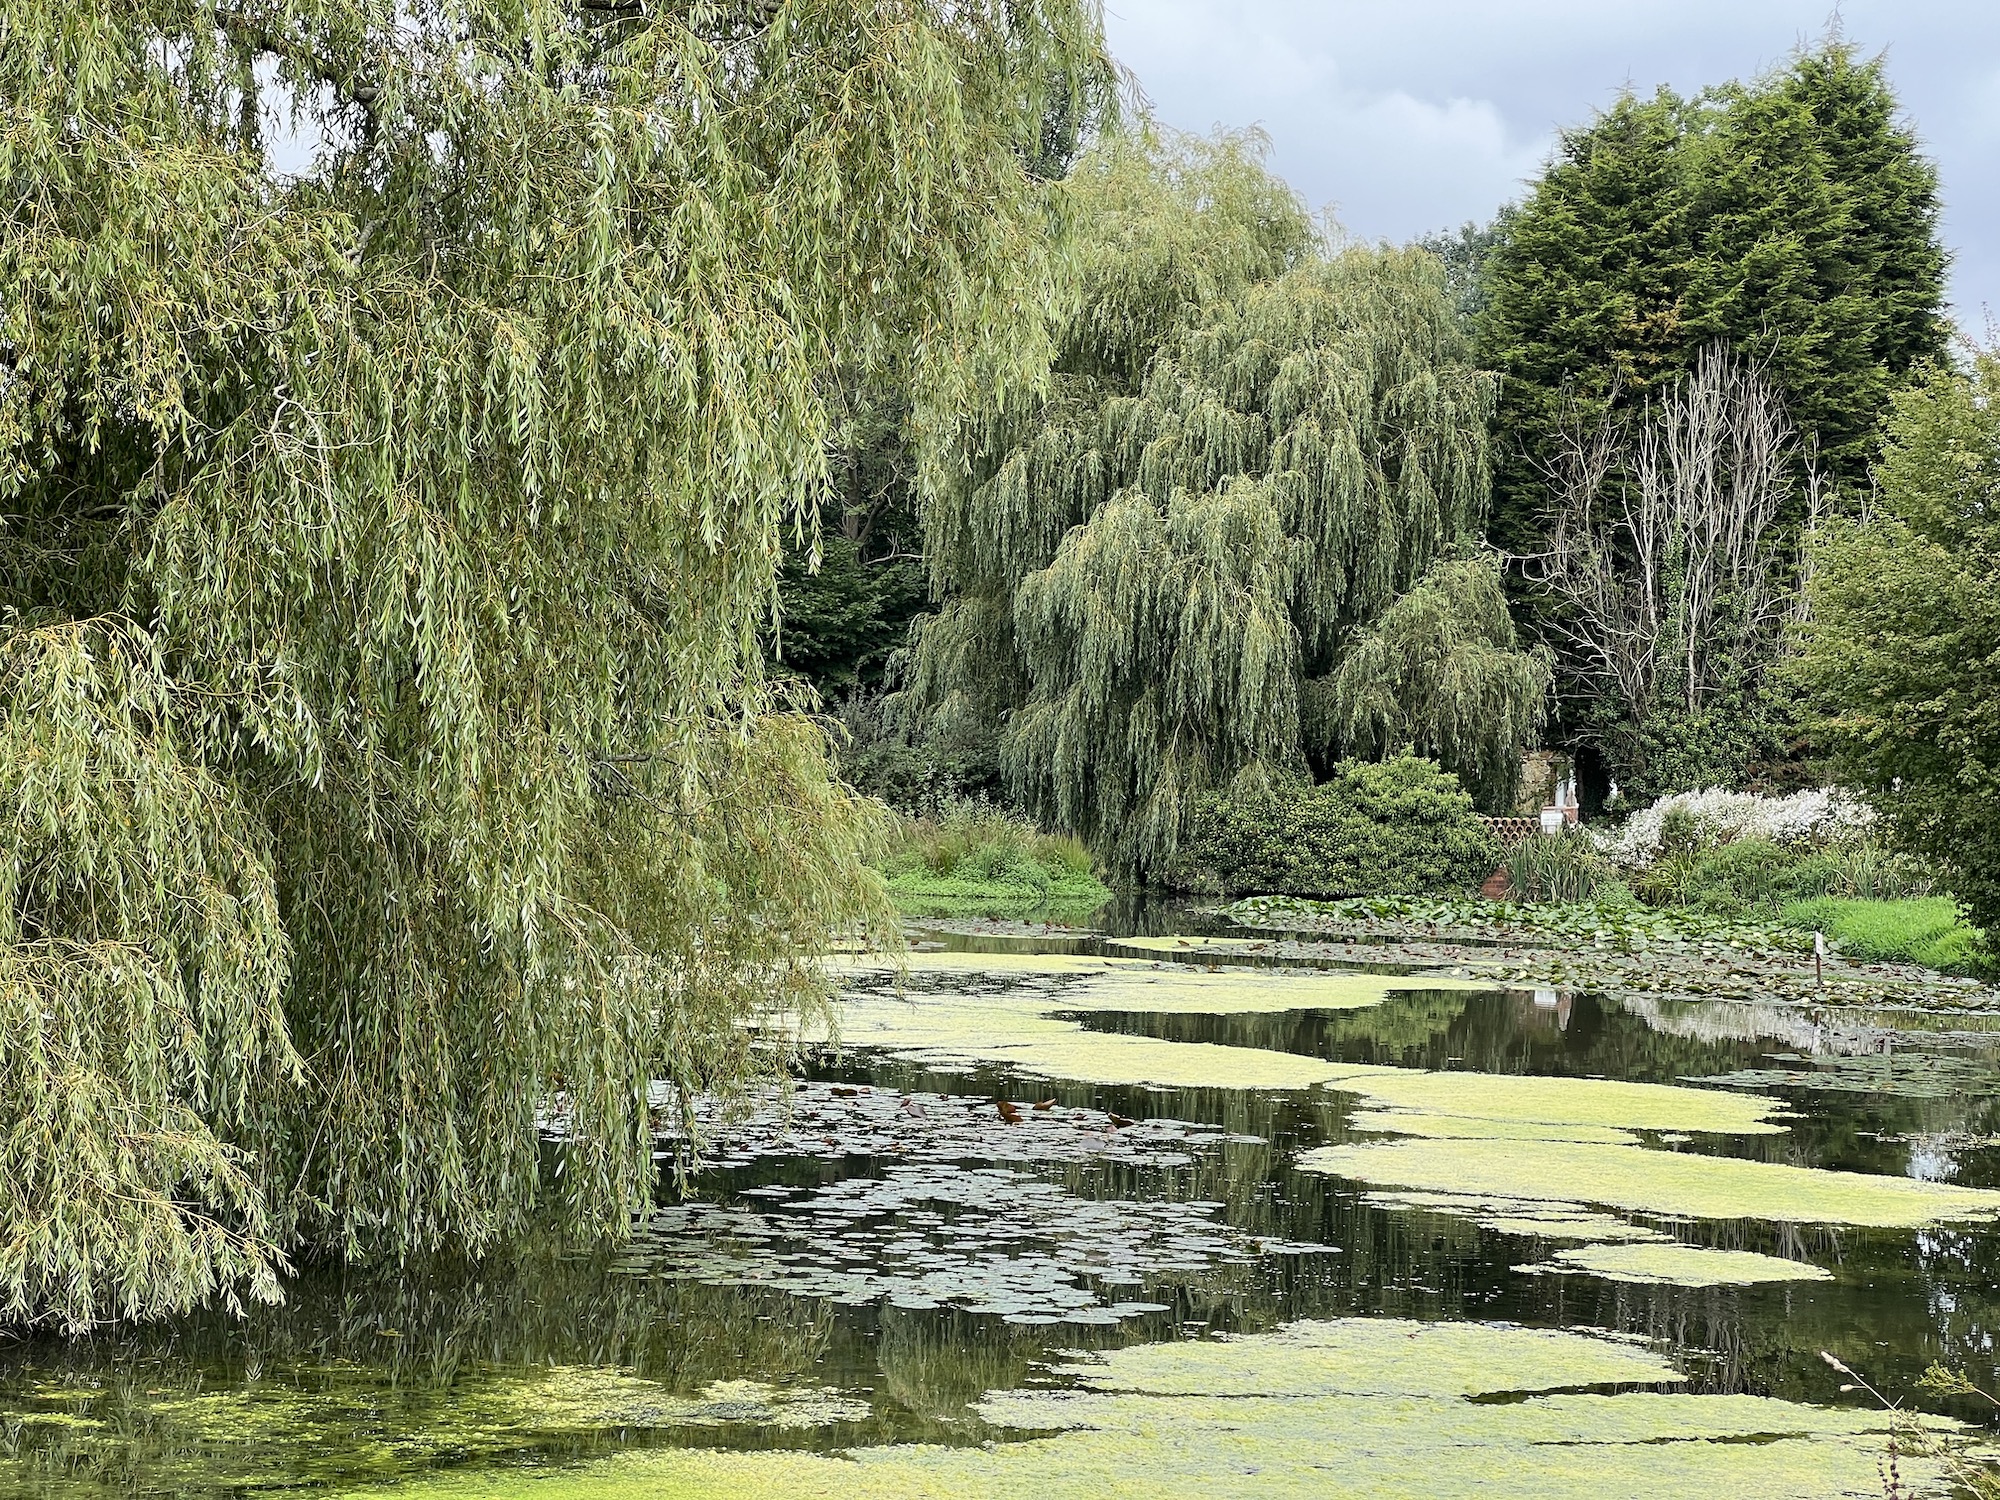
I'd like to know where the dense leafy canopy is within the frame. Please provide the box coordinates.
[0,0,1111,1330]
[1315,556,1550,811]
[1169,755,1502,900]
[908,129,1546,875]
[1796,353,2000,967]
[773,385,928,698]
[1480,40,1947,554]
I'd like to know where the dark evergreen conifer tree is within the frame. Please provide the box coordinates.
[1481,41,1946,551]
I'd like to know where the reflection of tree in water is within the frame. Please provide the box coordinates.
[874,1305,1041,1423]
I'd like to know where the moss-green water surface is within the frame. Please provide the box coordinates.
[7,921,2000,1497]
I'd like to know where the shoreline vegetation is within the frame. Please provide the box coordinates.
[875,805,1113,917]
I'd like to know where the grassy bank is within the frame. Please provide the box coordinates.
[1779,896,1982,974]
[875,806,1111,917]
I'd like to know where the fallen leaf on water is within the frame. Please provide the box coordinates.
[995,1100,1024,1125]
[1033,1098,1056,1111]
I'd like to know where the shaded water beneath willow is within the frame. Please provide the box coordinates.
[7,913,2000,1497]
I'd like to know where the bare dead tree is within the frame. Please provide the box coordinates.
[1523,344,1820,738]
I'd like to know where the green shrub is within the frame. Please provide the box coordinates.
[1169,756,1500,898]
[1780,896,1982,974]
[1506,832,1613,903]
[829,693,1005,818]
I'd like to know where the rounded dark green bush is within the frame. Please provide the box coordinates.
[1168,756,1501,898]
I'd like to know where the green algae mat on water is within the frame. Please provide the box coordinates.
[1518,1243,1835,1286]
[834,951,1789,1135]
[337,1318,1964,1500]
[1304,1136,2000,1228]
[14,938,2000,1499]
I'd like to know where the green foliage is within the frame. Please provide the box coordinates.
[830,694,1005,818]
[1595,692,1805,805]
[0,0,1111,1329]
[774,385,928,698]
[1635,835,1933,915]
[776,536,927,697]
[1314,555,1551,808]
[1480,39,1947,548]
[1796,352,2000,973]
[876,804,1108,912]
[1780,897,1979,974]
[1505,833,1614,904]
[1417,215,1514,323]
[1169,757,1501,899]
[910,129,1546,875]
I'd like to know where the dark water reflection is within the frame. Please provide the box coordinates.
[6,929,2000,1496]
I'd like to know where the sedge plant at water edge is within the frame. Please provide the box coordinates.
[0,0,1114,1331]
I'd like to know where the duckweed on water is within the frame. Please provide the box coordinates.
[835,962,1789,1139]
[1336,1067,1784,1138]
[1519,1244,1834,1287]
[850,947,1480,1014]
[1032,1316,1677,1396]
[1305,1137,2000,1227]
[0,1364,868,1498]
[1362,1190,1671,1242]
[338,1318,1968,1499]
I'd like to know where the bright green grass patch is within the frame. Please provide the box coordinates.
[875,805,1111,914]
[1781,896,1982,974]
[339,1319,1962,1500]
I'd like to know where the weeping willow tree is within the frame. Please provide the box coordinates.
[1314,557,1552,810]
[908,129,1545,874]
[0,0,1111,1331]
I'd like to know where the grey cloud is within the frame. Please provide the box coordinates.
[1106,0,2000,324]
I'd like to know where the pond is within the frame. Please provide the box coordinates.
[6,909,2000,1498]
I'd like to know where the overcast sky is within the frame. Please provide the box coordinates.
[1103,1,2000,330]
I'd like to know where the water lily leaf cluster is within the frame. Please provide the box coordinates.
[619,1164,1314,1325]
[646,1079,1261,1173]
[1222,894,2000,1011]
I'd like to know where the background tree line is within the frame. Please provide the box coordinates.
[796,31,1956,863]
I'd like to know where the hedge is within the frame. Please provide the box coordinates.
[1168,756,1501,898]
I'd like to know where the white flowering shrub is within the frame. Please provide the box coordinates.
[1596,787,1875,869]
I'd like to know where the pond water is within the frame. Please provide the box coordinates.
[6,911,2000,1498]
